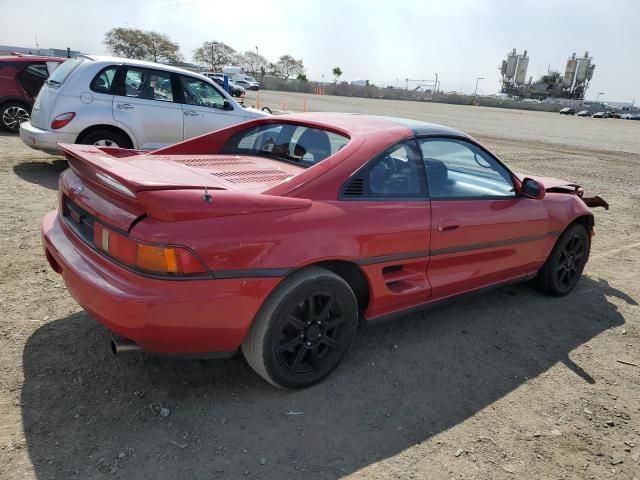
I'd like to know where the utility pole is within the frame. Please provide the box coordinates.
[474,77,484,97]
[434,73,438,93]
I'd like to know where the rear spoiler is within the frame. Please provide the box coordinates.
[59,144,312,221]
[59,144,225,195]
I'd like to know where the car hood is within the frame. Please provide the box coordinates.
[242,106,270,117]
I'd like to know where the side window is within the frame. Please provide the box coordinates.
[123,68,174,102]
[419,139,515,199]
[180,76,226,108]
[359,142,427,198]
[90,66,118,94]
[17,63,48,97]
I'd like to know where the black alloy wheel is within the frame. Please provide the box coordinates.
[533,223,589,296]
[555,231,586,291]
[276,292,348,376]
[242,267,358,388]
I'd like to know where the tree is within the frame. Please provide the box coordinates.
[104,27,150,60]
[103,27,181,63]
[240,51,268,76]
[142,31,182,63]
[332,67,342,83]
[276,55,304,79]
[266,62,279,76]
[193,41,236,72]
[297,73,308,82]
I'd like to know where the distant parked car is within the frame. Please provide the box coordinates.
[575,110,592,117]
[20,56,268,154]
[559,107,575,115]
[592,112,607,118]
[0,54,65,132]
[233,74,260,90]
[201,73,245,97]
[608,111,621,119]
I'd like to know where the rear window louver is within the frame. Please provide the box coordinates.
[211,169,292,184]
[343,178,364,197]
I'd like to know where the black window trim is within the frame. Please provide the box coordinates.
[339,139,430,201]
[416,134,520,202]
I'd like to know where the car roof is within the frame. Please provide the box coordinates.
[78,55,208,77]
[0,55,66,62]
[278,112,470,138]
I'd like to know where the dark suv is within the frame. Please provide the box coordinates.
[0,55,65,132]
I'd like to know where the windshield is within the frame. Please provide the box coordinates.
[46,58,85,87]
[221,123,350,167]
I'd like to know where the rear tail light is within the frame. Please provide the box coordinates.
[51,112,76,129]
[93,223,207,276]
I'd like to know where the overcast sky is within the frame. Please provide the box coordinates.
[2,0,638,101]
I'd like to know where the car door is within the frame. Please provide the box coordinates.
[178,75,243,139]
[419,137,550,300]
[112,66,183,149]
[339,140,432,318]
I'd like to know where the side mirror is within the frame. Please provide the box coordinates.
[223,99,234,111]
[520,177,545,199]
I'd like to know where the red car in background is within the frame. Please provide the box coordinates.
[42,113,604,388]
[0,54,65,132]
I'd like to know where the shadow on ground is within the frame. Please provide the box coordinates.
[21,276,630,479]
[13,160,67,190]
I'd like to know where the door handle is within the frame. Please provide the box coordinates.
[437,221,461,232]
[183,110,200,117]
[116,103,134,110]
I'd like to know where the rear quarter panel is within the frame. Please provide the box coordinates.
[130,199,430,272]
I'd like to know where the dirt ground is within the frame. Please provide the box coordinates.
[0,94,639,480]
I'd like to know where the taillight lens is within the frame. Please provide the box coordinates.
[93,223,207,276]
[51,112,76,129]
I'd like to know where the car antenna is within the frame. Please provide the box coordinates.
[203,186,212,203]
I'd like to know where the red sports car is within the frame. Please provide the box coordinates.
[42,113,605,388]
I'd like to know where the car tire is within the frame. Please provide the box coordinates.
[78,130,132,149]
[533,223,589,296]
[0,102,30,133]
[242,266,359,389]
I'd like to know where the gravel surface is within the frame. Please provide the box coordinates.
[1,96,638,479]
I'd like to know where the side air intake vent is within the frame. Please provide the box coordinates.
[343,178,364,197]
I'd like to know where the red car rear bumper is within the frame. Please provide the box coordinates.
[41,211,280,355]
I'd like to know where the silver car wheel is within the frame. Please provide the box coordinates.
[3,106,30,131]
[93,139,120,147]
